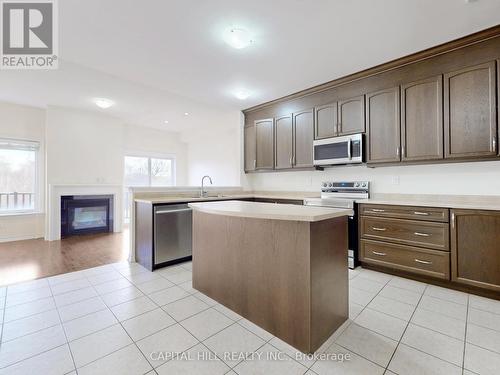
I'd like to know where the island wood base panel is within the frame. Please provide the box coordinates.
[192,211,348,353]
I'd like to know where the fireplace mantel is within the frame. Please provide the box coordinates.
[46,184,122,241]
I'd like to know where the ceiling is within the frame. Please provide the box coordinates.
[0,0,499,133]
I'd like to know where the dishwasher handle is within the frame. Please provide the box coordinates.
[155,208,192,214]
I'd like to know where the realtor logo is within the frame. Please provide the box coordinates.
[1,0,58,69]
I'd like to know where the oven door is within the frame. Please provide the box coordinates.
[313,134,363,166]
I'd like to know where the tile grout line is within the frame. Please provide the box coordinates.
[81,273,158,373]
[309,270,395,371]
[383,283,428,373]
[49,277,78,375]
[462,294,470,375]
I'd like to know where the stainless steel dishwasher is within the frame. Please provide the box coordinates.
[154,204,192,266]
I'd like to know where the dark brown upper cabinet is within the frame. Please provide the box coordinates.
[293,109,314,168]
[366,87,401,164]
[255,118,274,170]
[451,209,500,292]
[244,125,256,172]
[338,95,365,135]
[401,75,444,162]
[444,61,498,159]
[274,114,293,170]
[314,103,337,139]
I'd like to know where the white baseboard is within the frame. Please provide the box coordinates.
[0,235,43,243]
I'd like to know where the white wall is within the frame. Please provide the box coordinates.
[46,106,125,185]
[248,160,500,196]
[0,102,45,242]
[184,112,242,187]
[46,107,188,186]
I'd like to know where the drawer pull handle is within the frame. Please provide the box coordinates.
[372,251,386,256]
[372,227,387,231]
[370,209,385,212]
[413,211,430,216]
[414,232,431,237]
[415,259,432,265]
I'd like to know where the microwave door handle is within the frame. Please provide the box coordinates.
[347,139,352,160]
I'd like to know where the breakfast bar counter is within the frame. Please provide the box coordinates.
[188,200,352,353]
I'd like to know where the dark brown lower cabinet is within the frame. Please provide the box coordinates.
[451,209,500,292]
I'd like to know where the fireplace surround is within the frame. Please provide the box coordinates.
[61,195,114,238]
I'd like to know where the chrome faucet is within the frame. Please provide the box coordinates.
[200,175,213,197]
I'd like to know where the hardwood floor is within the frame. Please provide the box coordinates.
[0,227,129,286]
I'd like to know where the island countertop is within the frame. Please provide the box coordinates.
[188,200,353,222]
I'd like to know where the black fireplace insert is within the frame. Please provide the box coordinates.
[61,195,114,238]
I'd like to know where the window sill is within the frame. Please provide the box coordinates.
[0,211,44,217]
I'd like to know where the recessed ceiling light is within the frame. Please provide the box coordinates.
[234,89,251,100]
[94,98,114,109]
[184,112,189,116]
[223,28,253,49]
[164,120,169,124]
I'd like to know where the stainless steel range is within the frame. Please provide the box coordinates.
[304,181,370,269]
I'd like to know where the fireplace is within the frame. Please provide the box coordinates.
[61,195,114,238]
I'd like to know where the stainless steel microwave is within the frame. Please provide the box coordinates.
[313,133,363,166]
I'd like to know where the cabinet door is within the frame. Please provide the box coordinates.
[244,125,256,172]
[451,209,500,292]
[274,115,293,169]
[366,87,401,164]
[444,61,497,159]
[255,118,274,170]
[293,109,314,168]
[401,75,443,162]
[338,95,365,135]
[314,103,337,139]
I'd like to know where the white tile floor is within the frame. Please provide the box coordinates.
[0,263,499,375]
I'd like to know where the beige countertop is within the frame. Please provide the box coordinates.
[134,191,319,204]
[188,200,353,222]
[358,194,500,211]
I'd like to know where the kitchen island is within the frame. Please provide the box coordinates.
[188,200,353,353]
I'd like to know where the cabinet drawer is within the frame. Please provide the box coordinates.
[361,239,450,280]
[360,216,449,251]
[360,204,449,222]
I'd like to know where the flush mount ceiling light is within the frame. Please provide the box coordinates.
[94,98,114,109]
[234,89,251,100]
[164,120,169,124]
[184,112,189,116]
[223,28,254,49]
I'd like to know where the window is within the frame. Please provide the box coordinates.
[124,155,175,187]
[123,155,175,222]
[0,139,39,213]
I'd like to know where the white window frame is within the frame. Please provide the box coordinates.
[0,138,41,215]
[123,152,177,187]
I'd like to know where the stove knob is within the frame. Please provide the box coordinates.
[328,182,333,187]
[354,182,360,188]
[322,182,328,188]
[361,182,367,188]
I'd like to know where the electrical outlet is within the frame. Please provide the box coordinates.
[392,176,400,185]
